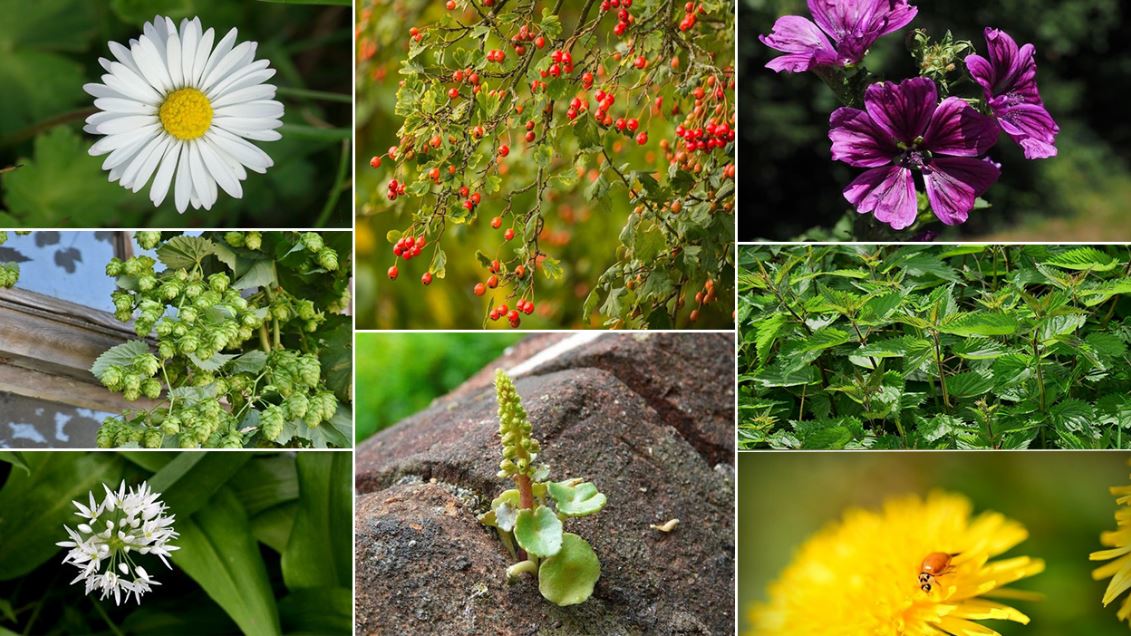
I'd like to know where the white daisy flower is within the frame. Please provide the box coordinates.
[83,15,284,213]
[56,480,179,605]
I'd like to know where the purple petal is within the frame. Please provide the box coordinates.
[923,97,999,157]
[869,0,918,37]
[843,165,918,230]
[969,28,1041,102]
[992,101,1060,159]
[923,157,1000,225]
[829,107,898,168]
[807,0,917,60]
[864,77,937,144]
[760,16,838,73]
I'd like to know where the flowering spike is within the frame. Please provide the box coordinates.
[494,369,540,480]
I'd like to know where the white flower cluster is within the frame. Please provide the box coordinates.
[56,480,179,605]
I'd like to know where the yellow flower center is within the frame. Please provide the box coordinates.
[158,88,213,140]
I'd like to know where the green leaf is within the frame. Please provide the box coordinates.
[229,455,299,516]
[0,451,29,474]
[0,0,94,132]
[149,453,251,517]
[188,351,238,372]
[233,258,278,290]
[541,255,564,280]
[945,370,994,398]
[90,339,151,379]
[111,0,193,22]
[230,350,269,375]
[514,505,563,558]
[1049,399,1094,433]
[256,0,351,4]
[1079,278,1131,307]
[278,587,353,634]
[951,339,1008,360]
[753,313,788,365]
[282,452,352,589]
[538,533,600,606]
[547,481,606,517]
[938,311,1018,337]
[1042,247,1119,271]
[752,364,819,387]
[173,488,281,636]
[799,327,851,352]
[0,453,125,580]
[157,236,217,270]
[2,127,130,226]
[540,8,563,40]
[855,336,931,358]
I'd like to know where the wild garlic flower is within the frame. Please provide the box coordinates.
[748,492,1044,635]
[84,16,283,213]
[56,480,179,605]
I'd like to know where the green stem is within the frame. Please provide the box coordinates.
[931,330,951,411]
[90,598,126,636]
[276,86,352,103]
[315,138,349,228]
[259,325,272,353]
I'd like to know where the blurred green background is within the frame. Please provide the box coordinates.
[739,452,1131,635]
[355,332,523,442]
[354,0,734,329]
[0,0,352,228]
[739,0,1130,241]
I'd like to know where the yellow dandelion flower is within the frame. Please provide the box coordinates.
[1090,467,1131,625]
[747,491,1044,636]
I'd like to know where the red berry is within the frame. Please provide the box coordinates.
[535,36,546,48]
[498,144,510,157]
[491,216,503,229]
[635,132,648,145]
[509,310,520,322]
[369,155,382,169]
[503,228,515,241]
[487,275,499,289]
[474,283,486,296]
[627,118,639,132]
[523,301,534,315]
[387,265,399,280]
[448,87,459,99]
[446,0,456,9]
[471,192,481,205]
[421,272,433,285]
[525,131,536,142]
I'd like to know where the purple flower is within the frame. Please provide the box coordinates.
[965,28,1059,159]
[829,77,1001,229]
[760,0,918,73]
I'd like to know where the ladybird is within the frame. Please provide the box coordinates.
[918,552,958,592]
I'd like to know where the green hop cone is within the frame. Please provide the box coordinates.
[245,232,262,251]
[161,416,181,436]
[286,393,310,419]
[142,428,164,448]
[105,258,124,277]
[297,299,317,320]
[135,231,161,250]
[100,366,124,390]
[208,272,230,293]
[301,232,324,252]
[224,231,245,248]
[135,354,160,377]
[142,378,162,400]
[317,247,339,271]
[221,432,243,448]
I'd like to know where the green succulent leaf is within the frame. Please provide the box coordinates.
[514,505,563,558]
[538,532,601,606]
[547,480,607,518]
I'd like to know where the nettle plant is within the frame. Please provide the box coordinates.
[92,231,352,448]
[479,370,607,605]
[760,1,1059,239]
[361,0,735,328]
[739,245,1131,450]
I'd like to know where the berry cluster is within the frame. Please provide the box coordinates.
[0,231,29,288]
[93,232,351,448]
[386,177,407,201]
[600,0,635,37]
[679,3,701,32]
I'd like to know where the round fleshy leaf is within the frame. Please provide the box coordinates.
[495,502,518,532]
[548,480,607,517]
[539,533,600,606]
[514,505,562,558]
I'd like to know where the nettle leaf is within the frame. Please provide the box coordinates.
[858,291,903,323]
[855,336,931,359]
[1079,278,1131,307]
[1042,247,1119,272]
[157,236,216,270]
[938,311,1018,337]
[753,363,819,387]
[951,338,1008,360]
[514,505,563,558]
[538,533,600,606]
[547,481,606,518]
[1039,313,1088,343]
[945,370,995,398]
[800,327,852,353]
[754,313,788,365]
[1049,399,1095,433]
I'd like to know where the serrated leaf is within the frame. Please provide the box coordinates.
[1049,399,1094,433]
[938,311,1018,337]
[90,340,151,378]
[234,258,277,290]
[855,336,931,358]
[945,370,994,398]
[951,339,1008,360]
[800,327,851,352]
[158,236,217,270]
[230,350,269,375]
[753,313,788,365]
[541,255,563,280]
[189,351,238,372]
[1042,247,1119,271]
